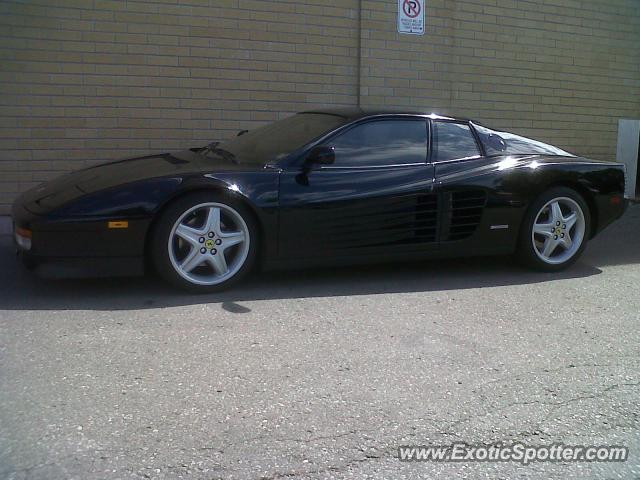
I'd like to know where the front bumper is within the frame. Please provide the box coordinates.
[12,200,149,279]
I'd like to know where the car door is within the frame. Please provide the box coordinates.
[277,117,438,261]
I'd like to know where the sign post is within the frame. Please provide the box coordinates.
[397,0,425,35]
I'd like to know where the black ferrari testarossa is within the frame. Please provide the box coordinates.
[13,108,627,291]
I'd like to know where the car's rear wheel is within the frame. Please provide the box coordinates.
[151,192,258,292]
[517,187,590,271]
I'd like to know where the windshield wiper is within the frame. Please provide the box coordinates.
[201,141,238,164]
[202,141,219,152]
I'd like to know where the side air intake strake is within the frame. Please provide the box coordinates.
[445,190,487,241]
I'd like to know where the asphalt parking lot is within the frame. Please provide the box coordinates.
[1,205,639,480]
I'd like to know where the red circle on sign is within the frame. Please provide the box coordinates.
[403,0,420,18]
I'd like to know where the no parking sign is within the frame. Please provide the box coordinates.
[397,0,425,35]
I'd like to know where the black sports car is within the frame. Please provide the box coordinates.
[13,108,627,292]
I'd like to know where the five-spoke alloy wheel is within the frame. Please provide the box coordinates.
[518,187,590,271]
[169,202,250,285]
[152,193,258,292]
[531,197,585,265]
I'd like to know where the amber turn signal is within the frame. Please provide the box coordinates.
[108,221,129,229]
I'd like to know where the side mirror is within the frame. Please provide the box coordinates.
[305,146,335,167]
[237,129,248,136]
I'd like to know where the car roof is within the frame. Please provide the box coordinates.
[299,107,470,123]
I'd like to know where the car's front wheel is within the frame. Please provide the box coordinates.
[151,192,258,292]
[517,187,590,271]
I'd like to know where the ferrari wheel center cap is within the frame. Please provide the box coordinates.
[205,239,215,249]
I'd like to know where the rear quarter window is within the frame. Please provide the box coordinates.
[432,122,481,162]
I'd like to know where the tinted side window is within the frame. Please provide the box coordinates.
[433,122,481,162]
[325,120,428,166]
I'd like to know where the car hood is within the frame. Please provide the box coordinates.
[19,149,265,215]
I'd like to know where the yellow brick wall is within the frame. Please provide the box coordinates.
[360,0,640,158]
[1,0,639,214]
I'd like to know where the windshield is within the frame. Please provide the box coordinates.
[212,113,348,165]
[472,123,573,157]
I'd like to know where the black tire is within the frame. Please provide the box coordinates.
[517,187,591,272]
[150,191,259,293]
